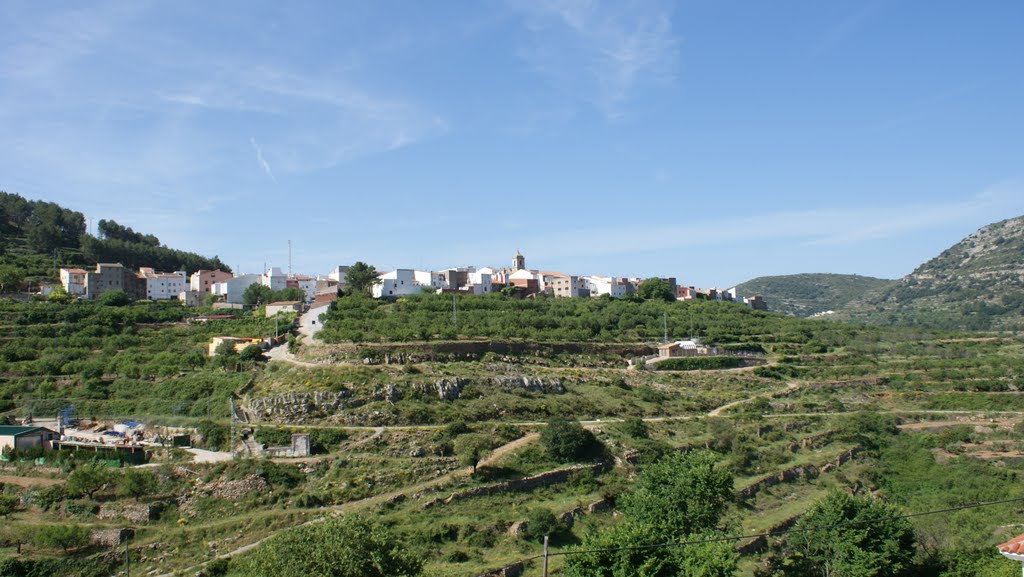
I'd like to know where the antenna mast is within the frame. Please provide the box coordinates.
[288,240,292,277]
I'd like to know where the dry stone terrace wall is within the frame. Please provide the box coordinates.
[441,462,608,505]
[734,446,863,502]
[315,340,656,365]
[245,376,567,422]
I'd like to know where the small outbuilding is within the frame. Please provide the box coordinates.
[0,425,59,453]
[265,301,302,317]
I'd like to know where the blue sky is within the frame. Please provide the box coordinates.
[2,1,1022,287]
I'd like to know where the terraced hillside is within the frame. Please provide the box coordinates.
[2,293,1024,577]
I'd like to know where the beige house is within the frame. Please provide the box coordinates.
[208,336,265,357]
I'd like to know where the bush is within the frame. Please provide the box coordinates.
[524,507,567,543]
[241,515,422,577]
[197,420,230,451]
[98,290,130,306]
[619,417,649,439]
[540,416,600,462]
[33,524,90,553]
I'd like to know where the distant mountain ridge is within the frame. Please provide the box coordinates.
[839,214,1024,330]
[734,273,894,317]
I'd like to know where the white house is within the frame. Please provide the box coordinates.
[583,276,629,298]
[328,266,349,286]
[372,269,432,298]
[262,267,287,291]
[138,268,187,300]
[213,274,262,304]
[59,268,88,297]
[466,271,492,294]
[292,275,317,303]
[414,270,447,291]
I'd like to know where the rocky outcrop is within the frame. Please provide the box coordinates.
[247,390,356,420]
[412,379,466,401]
[507,520,528,536]
[493,376,565,394]
[444,463,607,505]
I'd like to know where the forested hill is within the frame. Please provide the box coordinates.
[0,191,230,290]
[839,214,1024,331]
[734,273,893,317]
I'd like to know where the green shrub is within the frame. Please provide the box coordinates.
[540,416,600,462]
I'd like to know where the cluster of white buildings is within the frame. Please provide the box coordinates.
[58,264,337,307]
[57,250,766,310]
[369,251,767,309]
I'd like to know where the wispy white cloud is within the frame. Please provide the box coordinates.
[492,183,1024,261]
[510,0,679,117]
[249,137,277,184]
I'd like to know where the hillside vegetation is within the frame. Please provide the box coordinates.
[839,215,1024,330]
[2,290,1024,577]
[0,191,229,293]
[734,273,893,317]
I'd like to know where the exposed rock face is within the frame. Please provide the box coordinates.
[372,383,403,403]
[413,378,465,401]
[247,390,355,420]
[507,520,529,536]
[493,376,565,394]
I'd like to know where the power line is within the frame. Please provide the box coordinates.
[531,496,1024,561]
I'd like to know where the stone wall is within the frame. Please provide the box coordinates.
[97,503,156,524]
[735,446,862,502]
[443,463,607,505]
[246,376,567,422]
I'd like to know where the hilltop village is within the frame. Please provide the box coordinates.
[58,250,767,310]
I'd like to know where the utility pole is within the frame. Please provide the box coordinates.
[542,535,549,577]
[288,240,292,277]
[124,531,131,577]
[663,310,668,344]
[229,397,236,456]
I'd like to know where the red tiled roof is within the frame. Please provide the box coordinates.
[998,533,1024,555]
[268,301,301,306]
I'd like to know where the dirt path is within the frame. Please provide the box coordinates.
[0,475,62,487]
[707,382,800,417]
[264,343,320,368]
